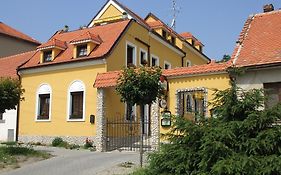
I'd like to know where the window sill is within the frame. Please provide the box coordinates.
[0,120,5,123]
[35,117,51,122]
[67,119,85,122]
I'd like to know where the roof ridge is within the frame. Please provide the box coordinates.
[57,19,131,37]
[0,50,36,60]
[255,9,281,17]
[232,15,254,65]
[0,22,40,44]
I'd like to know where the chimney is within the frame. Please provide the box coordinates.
[263,4,274,12]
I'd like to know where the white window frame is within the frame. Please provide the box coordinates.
[67,80,86,122]
[35,84,52,122]
[186,60,192,67]
[125,103,137,121]
[126,41,137,67]
[139,48,148,66]
[0,113,4,122]
[151,54,159,66]
[164,60,172,69]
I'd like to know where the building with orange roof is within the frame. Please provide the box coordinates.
[14,0,215,151]
[231,4,281,108]
[0,22,40,58]
[4,0,278,151]
[0,51,36,142]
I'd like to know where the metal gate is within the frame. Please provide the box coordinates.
[106,117,152,152]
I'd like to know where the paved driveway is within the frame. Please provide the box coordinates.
[1,146,140,175]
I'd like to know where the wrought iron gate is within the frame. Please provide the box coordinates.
[106,117,152,152]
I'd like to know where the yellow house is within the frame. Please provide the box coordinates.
[17,0,230,151]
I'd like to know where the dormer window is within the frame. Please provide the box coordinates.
[70,31,102,59]
[162,30,167,39]
[191,39,195,46]
[37,38,67,64]
[43,51,52,63]
[77,45,88,57]
[171,37,175,45]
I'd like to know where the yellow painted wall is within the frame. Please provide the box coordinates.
[99,4,122,19]
[161,73,230,134]
[106,21,182,71]
[19,64,106,137]
[182,46,208,66]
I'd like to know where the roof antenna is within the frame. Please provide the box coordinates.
[171,0,180,30]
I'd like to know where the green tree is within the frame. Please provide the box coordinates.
[217,54,231,63]
[116,66,164,166]
[139,69,281,175]
[0,77,23,113]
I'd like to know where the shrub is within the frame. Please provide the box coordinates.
[52,137,64,147]
[84,138,93,149]
[143,76,281,175]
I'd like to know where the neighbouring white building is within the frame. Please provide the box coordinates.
[0,108,17,141]
[0,51,36,142]
[232,5,281,107]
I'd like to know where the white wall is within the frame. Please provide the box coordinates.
[0,108,17,142]
[237,67,281,90]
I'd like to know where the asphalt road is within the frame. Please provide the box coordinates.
[1,146,139,175]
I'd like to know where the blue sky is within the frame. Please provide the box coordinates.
[1,0,280,60]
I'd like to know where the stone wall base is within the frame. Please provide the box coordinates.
[18,135,96,146]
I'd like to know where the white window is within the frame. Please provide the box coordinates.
[77,44,88,57]
[125,103,137,121]
[126,41,136,67]
[151,54,159,67]
[0,113,3,120]
[67,80,85,121]
[164,61,172,69]
[139,48,148,66]
[186,60,192,67]
[43,50,52,63]
[36,84,52,121]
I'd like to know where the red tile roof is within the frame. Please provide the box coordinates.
[0,22,40,45]
[70,31,102,45]
[37,38,67,50]
[20,20,131,69]
[180,32,204,46]
[163,62,229,77]
[179,32,193,39]
[93,62,229,88]
[0,51,36,78]
[232,10,281,67]
[94,71,121,88]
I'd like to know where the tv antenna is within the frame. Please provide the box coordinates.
[171,0,180,30]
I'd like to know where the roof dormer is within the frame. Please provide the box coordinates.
[70,31,102,59]
[37,38,67,63]
[195,40,204,52]
[180,32,204,52]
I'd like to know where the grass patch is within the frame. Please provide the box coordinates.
[0,141,17,146]
[129,167,149,175]
[0,146,51,170]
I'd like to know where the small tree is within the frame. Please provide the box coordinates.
[0,77,23,113]
[116,66,163,166]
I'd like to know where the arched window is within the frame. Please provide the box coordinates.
[186,60,192,67]
[67,80,85,121]
[36,84,52,121]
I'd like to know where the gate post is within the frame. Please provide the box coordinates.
[151,99,160,151]
[96,88,106,152]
